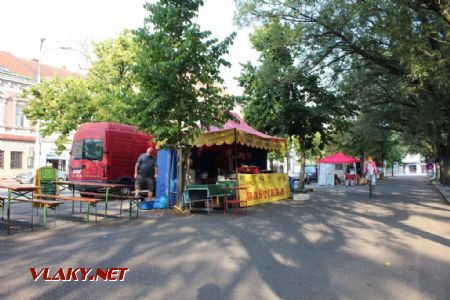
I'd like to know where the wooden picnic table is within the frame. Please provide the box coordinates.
[0,183,37,234]
[54,181,137,220]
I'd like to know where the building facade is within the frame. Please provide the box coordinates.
[399,154,427,175]
[0,51,76,180]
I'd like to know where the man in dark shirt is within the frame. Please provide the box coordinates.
[134,147,158,200]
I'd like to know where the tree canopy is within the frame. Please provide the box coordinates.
[236,0,450,183]
[238,19,348,188]
[131,0,236,147]
[24,1,236,155]
[23,30,137,151]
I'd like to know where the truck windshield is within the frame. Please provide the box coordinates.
[71,139,103,161]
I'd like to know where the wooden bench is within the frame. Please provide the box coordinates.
[35,194,103,223]
[0,196,64,228]
[63,192,141,220]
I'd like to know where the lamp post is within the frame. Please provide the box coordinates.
[34,38,46,170]
[59,46,90,71]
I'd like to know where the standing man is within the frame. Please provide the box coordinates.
[134,147,158,200]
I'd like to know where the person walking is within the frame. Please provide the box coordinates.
[134,147,158,200]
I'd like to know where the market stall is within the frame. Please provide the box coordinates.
[318,152,360,186]
[191,113,288,206]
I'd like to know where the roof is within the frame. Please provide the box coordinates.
[319,152,360,164]
[193,112,287,152]
[0,50,79,81]
[206,112,284,140]
[76,122,153,138]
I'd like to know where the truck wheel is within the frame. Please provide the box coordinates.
[120,179,133,195]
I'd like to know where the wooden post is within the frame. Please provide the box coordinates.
[176,144,183,206]
[233,128,238,174]
[167,148,171,207]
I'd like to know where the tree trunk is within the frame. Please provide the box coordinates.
[437,133,450,185]
[299,136,306,190]
[286,146,291,173]
[439,156,450,185]
[359,149,365,178]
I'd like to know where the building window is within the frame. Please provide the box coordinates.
[15,103,25,127]
[28,147,34,168]
[0,100,5,124]
[0,150,4,169]
[10,151,23,169]
[27,157,34,168]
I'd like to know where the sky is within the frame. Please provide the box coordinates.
[0,0,258,95]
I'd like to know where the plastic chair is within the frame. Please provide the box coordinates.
[219,181,247,215]
[35,166,58,195]
[33,167,60,226]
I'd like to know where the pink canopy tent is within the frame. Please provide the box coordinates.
[318,152,360,164]
[207,112,274,138]
[193,112,287,153]
[318,152,359,185]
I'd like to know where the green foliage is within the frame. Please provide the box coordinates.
[132,0,236,146]
[291,133,325,163]
[24,77,93,152]
[239,20,347,147]
[325,113,402,165]
[236,0,450,183]
[238,20,348,187]
[23,30,139,152]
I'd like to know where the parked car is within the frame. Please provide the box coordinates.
[16,170,68,184]
[289,165,318,185]
[305,165,318,182]
[289,171,311,185]
[15,172,35,184]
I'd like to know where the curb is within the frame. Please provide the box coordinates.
[433,182,450,204]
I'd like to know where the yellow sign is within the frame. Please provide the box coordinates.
[238,173,290,206]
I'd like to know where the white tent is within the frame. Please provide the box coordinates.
[318,163,335,185]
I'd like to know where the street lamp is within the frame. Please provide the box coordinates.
[34,38,46,169]
[59,46,90,71]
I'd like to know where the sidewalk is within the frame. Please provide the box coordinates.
[433,181,450,204]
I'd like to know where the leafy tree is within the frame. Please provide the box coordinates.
[132,0,236,202]
[236,0,450,184]
[326,113,402,172]
[238,20,348,189]
[23,30,138,152]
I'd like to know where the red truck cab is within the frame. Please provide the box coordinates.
[69,122,155,188]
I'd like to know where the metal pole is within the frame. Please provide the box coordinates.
[34,38,46,170]
[167,149,171,207]
[233,129,238,173]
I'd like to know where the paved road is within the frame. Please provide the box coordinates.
[1,176,449,299]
